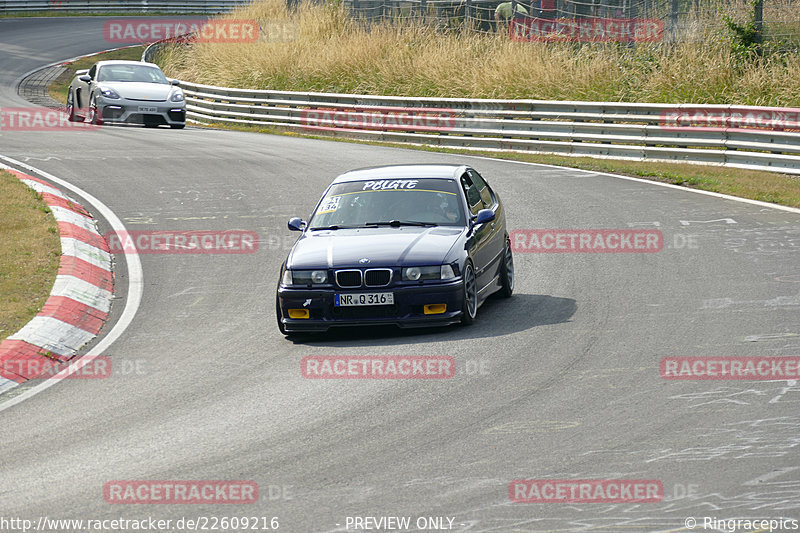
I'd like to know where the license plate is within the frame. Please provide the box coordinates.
[335,293,394,306]
[138,106,158,113]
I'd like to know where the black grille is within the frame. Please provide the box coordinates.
[126,113,167,125]
[168,109,186,122]
[336,270,362,288]
[364,269,392,287]
[142,114,166,125]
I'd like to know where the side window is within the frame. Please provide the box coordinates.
[468,169,495,208]
[460,173,483,215]
[88,65,97,80]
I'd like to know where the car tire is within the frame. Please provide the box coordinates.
[170,124,186,129]
[66,90,78,122]
[461,261,478,325]
[87,96,103,125]
[276,294,288,336]
[497,236,514,298]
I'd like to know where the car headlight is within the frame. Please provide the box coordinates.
[99,88,120,99]
[402,266,441,281]
[403,265,458,281]
[440,264,457,280]
[170,92,185,102]
[282,269,328,286]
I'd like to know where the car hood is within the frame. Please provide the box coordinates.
[99,82,172,101]
[288,226,463,269]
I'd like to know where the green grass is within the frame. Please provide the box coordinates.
[0,171,60,342]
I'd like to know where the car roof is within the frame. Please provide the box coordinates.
[332,164,468,184]
[94,60,161,69]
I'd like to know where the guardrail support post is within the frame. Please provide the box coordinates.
[669,0,679,42]
[754,0,763,48]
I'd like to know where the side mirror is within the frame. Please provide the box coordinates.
[288,217,306,231]
[79,75,92,83]
[473,209,495,226]
[170,79,180,86]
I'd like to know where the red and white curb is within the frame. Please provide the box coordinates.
[0,169,113,393]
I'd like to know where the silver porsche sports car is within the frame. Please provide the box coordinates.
[67,60,186,129]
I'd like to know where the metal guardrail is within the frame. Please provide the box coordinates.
[0,0,252,13]
[139,39,800,175]
[173,78,800,175]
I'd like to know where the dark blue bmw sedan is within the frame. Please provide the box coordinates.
[276,164,513,335]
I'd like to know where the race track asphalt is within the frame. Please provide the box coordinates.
[1,17,799,532]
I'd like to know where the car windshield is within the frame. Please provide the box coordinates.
[97,65,169,84]
[308,178,466,229]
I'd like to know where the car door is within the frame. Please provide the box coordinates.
[76,64,96,109]
[460,171,495,293]
[467,169,505,289]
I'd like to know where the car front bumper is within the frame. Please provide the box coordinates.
[277,279,465,333]
[96,96,185,126]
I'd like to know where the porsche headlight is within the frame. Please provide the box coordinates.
[283,269,328,286]
[99,88,120,99]
[170,91,185,102]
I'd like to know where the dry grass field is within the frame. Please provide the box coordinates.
[158,0,800,106]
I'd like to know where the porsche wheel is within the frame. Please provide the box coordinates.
[66,90,78,122]
[87,96,103,125]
